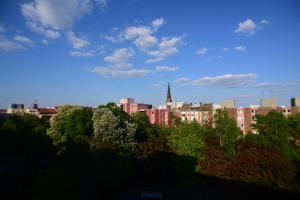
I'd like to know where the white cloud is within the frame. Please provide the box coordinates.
[134,34,157,49]
[196,47,207,55]
[251,81,299,88]
[103,35,118,43]
[45,29,60,39]
[104,48,134,67]
[175,77,191,84]
[0,36,25,51]
[223,47,228,52]
[70,50,94,57]
[88,66,151,78]
[66,31,89,49]
[176,73,257,88]
[234,45,246,52]
[252,82,278,88]
[14,35,33,44]
[21,0,93,30]
[124,26,152,39]
[0,24,5,32]
[146,35,184,63]
[152,18,166,30]
[155,65,178,72]
[234,19,257,35]
[260,19,270,25]
[124,26,157,49]
[94,0,108,8]
[41,39,48,44]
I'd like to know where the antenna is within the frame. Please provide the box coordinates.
[270,89,273,98]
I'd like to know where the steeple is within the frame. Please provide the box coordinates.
[166,82,172,103]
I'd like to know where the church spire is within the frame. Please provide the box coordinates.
[166,82,172,103]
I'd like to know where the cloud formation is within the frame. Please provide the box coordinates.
[260,19,270,25]
[0,24,5,32]
[0,36,25,51]
[152,18,166,30]
[14,35,33,44]
[88,66,151,78]
[45,30,60,39]
[124,26,157,49]
[21,0,92,30]
[196,47,207,55]
[155,65,178,72]
[70,50,94,57]
[176,73,257,88]
[104,48,134,68]
[234,45,246,52]
[146,35,184,63]
[66,31,89,49]
[234,19,257,35]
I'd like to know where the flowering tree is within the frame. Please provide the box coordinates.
[91,108,136,150]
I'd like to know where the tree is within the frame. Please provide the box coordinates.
[91,108,136,151]
[132,112,152,142]
[168,111,181,127]
[168,121,204,160]
[287,113,300,139]
[251,110,300,160]
[214,109,242,157]
[47,105,92,152]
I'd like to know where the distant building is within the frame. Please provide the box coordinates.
[145,108,169,125]
[291,97,300,107]
[37,108,58,122]
[260,98,277,108]
[221,99,236,108]
[120,98,152,115]
[166,82,172,104]
[7,104,26,114]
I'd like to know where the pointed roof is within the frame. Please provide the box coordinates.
[166,82,172,103]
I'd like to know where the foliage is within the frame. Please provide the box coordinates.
[168,121,205,160]
[287,113,300,139]
[250,110,300,160]
[0,114,53,157]
[132,111,153,141]
[91,108,136,151]
[199,137,300,191]
[168,111,181,127]
[214,109,242,157]
[98,102,132,125]
[47,105,92,152]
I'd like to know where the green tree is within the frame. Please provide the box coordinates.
[168,111,181,127]
[91,108,136,151]
[251,110,300,160]
[47,105,92,152]
[168,121,204,160]
[287,113,300,139]
[132,112,153,141]
[214,109,242,157]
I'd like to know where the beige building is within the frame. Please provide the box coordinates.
[221,99,236,108]
[260,98,277,108]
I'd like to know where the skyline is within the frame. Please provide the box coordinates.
[1,0,300,108]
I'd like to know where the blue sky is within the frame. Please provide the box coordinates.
[0,0,300,108]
